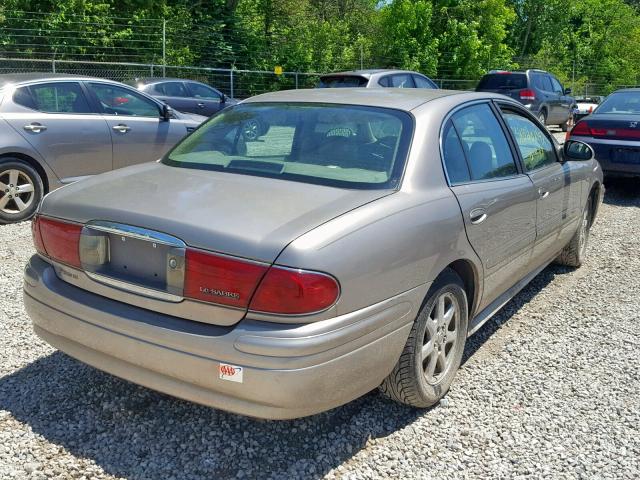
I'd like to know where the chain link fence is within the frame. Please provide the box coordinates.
[0,58,320,99]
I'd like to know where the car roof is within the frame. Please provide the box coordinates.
[0,73,123,89]
[244,88,505,112]
[134,77,200,84]
[320,69,426,79]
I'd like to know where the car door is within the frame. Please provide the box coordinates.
[498,104,580,262]
[2,81,112,182]
[185,82,225,116]
[150,81,197,114]
[441,103,538,309]
[550,76,572,123]
[87,82,189,170]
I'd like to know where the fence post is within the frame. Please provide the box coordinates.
[295,72,299,89]
[52,59,56,73]
[162,19,166,77]
[230,69,235,98]
[150,64,154,76]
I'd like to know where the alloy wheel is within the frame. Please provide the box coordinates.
[0,169,36,214]
[421,292,460,384]
[243,119,260,141]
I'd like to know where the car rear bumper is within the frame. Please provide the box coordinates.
[23,255,419,419]
[573,135,640,177]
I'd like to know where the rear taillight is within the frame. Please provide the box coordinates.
[571,121,591,136]
[34,215,82,268]
[184,249,268,308]
[570,120,640,139]
[249,267,340,315]
[519,89,536,101]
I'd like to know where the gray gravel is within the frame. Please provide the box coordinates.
[1,179,639,480]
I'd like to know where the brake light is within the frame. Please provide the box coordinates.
[250,267,340,315]
[571,121,591,136]
[519,89,536,101]
[184,249,268,308]
[35,216,82,268]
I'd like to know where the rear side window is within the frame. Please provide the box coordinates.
[502,111,556,171]
[155,82,188,97]
[538,75,553,92]
[15,82,91,113]
[451,104,517,181]
[442,120,471,184]
[164,103,413,189]
[477,73,527,90]
[317,76,368,88]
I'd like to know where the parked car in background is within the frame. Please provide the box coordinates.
[132,78,237,117]
[568,88,640,178]
[318,69,438,89]
[24,88,603,419]
[476,69,576,131]
[574,95,605,121]
[0,74,205,224]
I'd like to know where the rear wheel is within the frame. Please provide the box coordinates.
[380,268,468,408]
[537,109,547,126]
[555,197,593,268]
[0,160,43,224]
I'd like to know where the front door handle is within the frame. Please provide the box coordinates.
[470,209,487,224]
[23,123,47,133]
[112,124,131,133]
[539,189,550,199]
[196,103,205,108]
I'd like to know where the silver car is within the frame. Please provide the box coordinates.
[24,89,603,419]
[0,74,205,224]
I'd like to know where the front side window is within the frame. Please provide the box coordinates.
[15,82,91,113]
[502,111,556,171]
[164,103,413,189]
[188,83,221,100]
[451,104,517,181]
[413,75,437,89]
[550,77,563,94]
[388,74,415,88]
[89,83,160,117]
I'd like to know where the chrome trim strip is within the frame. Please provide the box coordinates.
[85,271,184,303]
[85,221,186,247]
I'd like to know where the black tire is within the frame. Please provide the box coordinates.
[537,109,547,126]
[380,268,468,408]
[0,159,44,225]
[555,197,593,268]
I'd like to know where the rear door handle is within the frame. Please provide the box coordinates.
[196,103,205,108]
[470,209,487,224]
[112,124,131,133]
[23,123,47,133]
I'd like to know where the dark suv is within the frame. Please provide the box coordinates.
[476,69,575,131]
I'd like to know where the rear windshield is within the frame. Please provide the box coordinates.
[163,103,413,189]
[593,92,640,114]
[317,76,368,88]
[477,73,527,90]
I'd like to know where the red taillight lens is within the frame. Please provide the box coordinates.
[31,216,46,257]
[249,267,340,315]
[184,249,268,308]
[519,89,536,101]
[571,121,591,136]
[36,216,82,268]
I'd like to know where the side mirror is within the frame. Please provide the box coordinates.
[161,103,173,121]
[221,93,227,103]
[564,140,594,161]
[564,87,572,95]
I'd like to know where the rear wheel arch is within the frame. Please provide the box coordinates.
[0,152,49,193]
[439,259,480,320]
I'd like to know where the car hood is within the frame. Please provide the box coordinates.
[40,162,393,262]
[176,111,208,124]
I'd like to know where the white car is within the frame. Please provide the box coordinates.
[575,96,604,120]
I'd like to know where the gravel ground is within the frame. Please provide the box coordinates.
[1,177,639,479]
